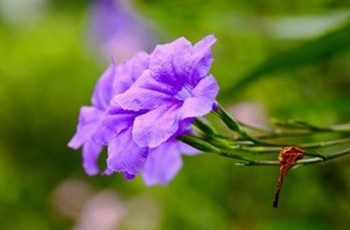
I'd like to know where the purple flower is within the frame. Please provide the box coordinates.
[89,0,156,61]
[69,35,218,185]
[115,35,219,148]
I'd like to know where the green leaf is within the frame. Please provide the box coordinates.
[222,22,350,97]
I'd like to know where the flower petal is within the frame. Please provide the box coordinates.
[124,172,136,180]
[82,141,103,175]
[92,104,137,145]
[68,106,103,149]
[178,76,219,119]
[178,118,195,134]
[192,75,219,98]
[103,167,114,175]
[116,87,170,111]
[133,104,181,148]
[142,141,183,186]
[113,52,149,94]
[132,70,178,94]
[178,97,214,120]
[114,71,171,111]
[91,62,117,109]
[191,35,216,82]
[126,52,150,82]
[149,37,193,90]
[107,128,148,176]
[179,142,199,156]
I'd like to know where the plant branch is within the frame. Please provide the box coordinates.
[230,148,350,166]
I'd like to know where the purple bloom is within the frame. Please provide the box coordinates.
[115,35,219,148]
[69,35,218,185]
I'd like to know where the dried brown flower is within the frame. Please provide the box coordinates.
[273,147,305,208]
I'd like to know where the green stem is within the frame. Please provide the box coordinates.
[212,135,350,152]
[194,118,217,136]
[298,137,350,148]
[239,122,272,133]
[214,104,273,145]
[301,148,350,165]
[177,135,220,153]
[179,134,350,167]
[272,120,350,134]
[231,148,350,166]
[178,135,275,164]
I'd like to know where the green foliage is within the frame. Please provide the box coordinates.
[222,22,350,96]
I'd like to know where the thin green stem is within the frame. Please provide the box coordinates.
[238,122,272,133]
[298,137,350,148]
[214,104,274,146]
[272,120,350,134]
[212,135,350,152]
[181,110,350,169]
[230,148,350,166]
[194,118,217,136]
[301,148,350,165]
[214,105,350,148]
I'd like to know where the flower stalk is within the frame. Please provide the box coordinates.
[178,103,350,169]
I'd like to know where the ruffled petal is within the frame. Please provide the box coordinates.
[132,70,178,94]
[107,128,148,176]
[113,70,175,111]
[142,141,183,186]
[116,87,170,111]
[133,104,181,148]
[91,62,117,109]
[177,76,219,120]
[114,74,172,113]
[92,104,137,145]
[68,106,103,149]
[127,52,150,82]
[91,52,149,109]
[149,37,193,91]
[191,35,216,83]
[113,52,149,94]
[82,141,103,175]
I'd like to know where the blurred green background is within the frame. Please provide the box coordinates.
[0,0,350,229]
